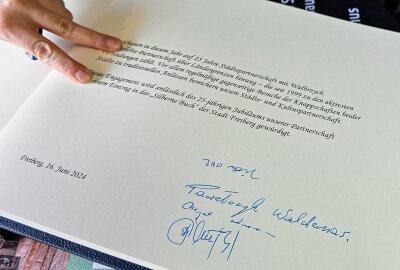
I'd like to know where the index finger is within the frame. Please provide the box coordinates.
[32,8,122,52]
[22,30,93,83]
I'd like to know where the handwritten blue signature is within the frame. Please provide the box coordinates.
[185,184,266,218]
[230,218,276,239]
[273,208,350,242]
[167,217,240,261]
[203,158,260,180]
[182,201,213,221]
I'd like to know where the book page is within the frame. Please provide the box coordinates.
[1,0,400,269]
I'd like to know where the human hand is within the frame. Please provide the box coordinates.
[0,0,122,83]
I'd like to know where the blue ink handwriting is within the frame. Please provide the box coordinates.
[230,218,276,239]
[227,166,260,180]
[203,158,260,180]
[203,158,223,168]
[185,184,266,218]
[182,201,213,221]
[167,217,240,261]
[273,208,350,242]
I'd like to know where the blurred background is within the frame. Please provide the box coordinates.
[0,229,112,270]
[269,0,400,32]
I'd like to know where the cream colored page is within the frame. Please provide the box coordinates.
[1,0,400,269]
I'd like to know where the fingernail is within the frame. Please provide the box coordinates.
[106,38,122,51]
[75,69,92,83]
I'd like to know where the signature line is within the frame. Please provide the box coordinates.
[227,230,240,261]
[266,231,276,238]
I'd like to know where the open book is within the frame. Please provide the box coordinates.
[1,0,400,269]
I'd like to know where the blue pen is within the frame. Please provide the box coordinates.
[30,28,43,61]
